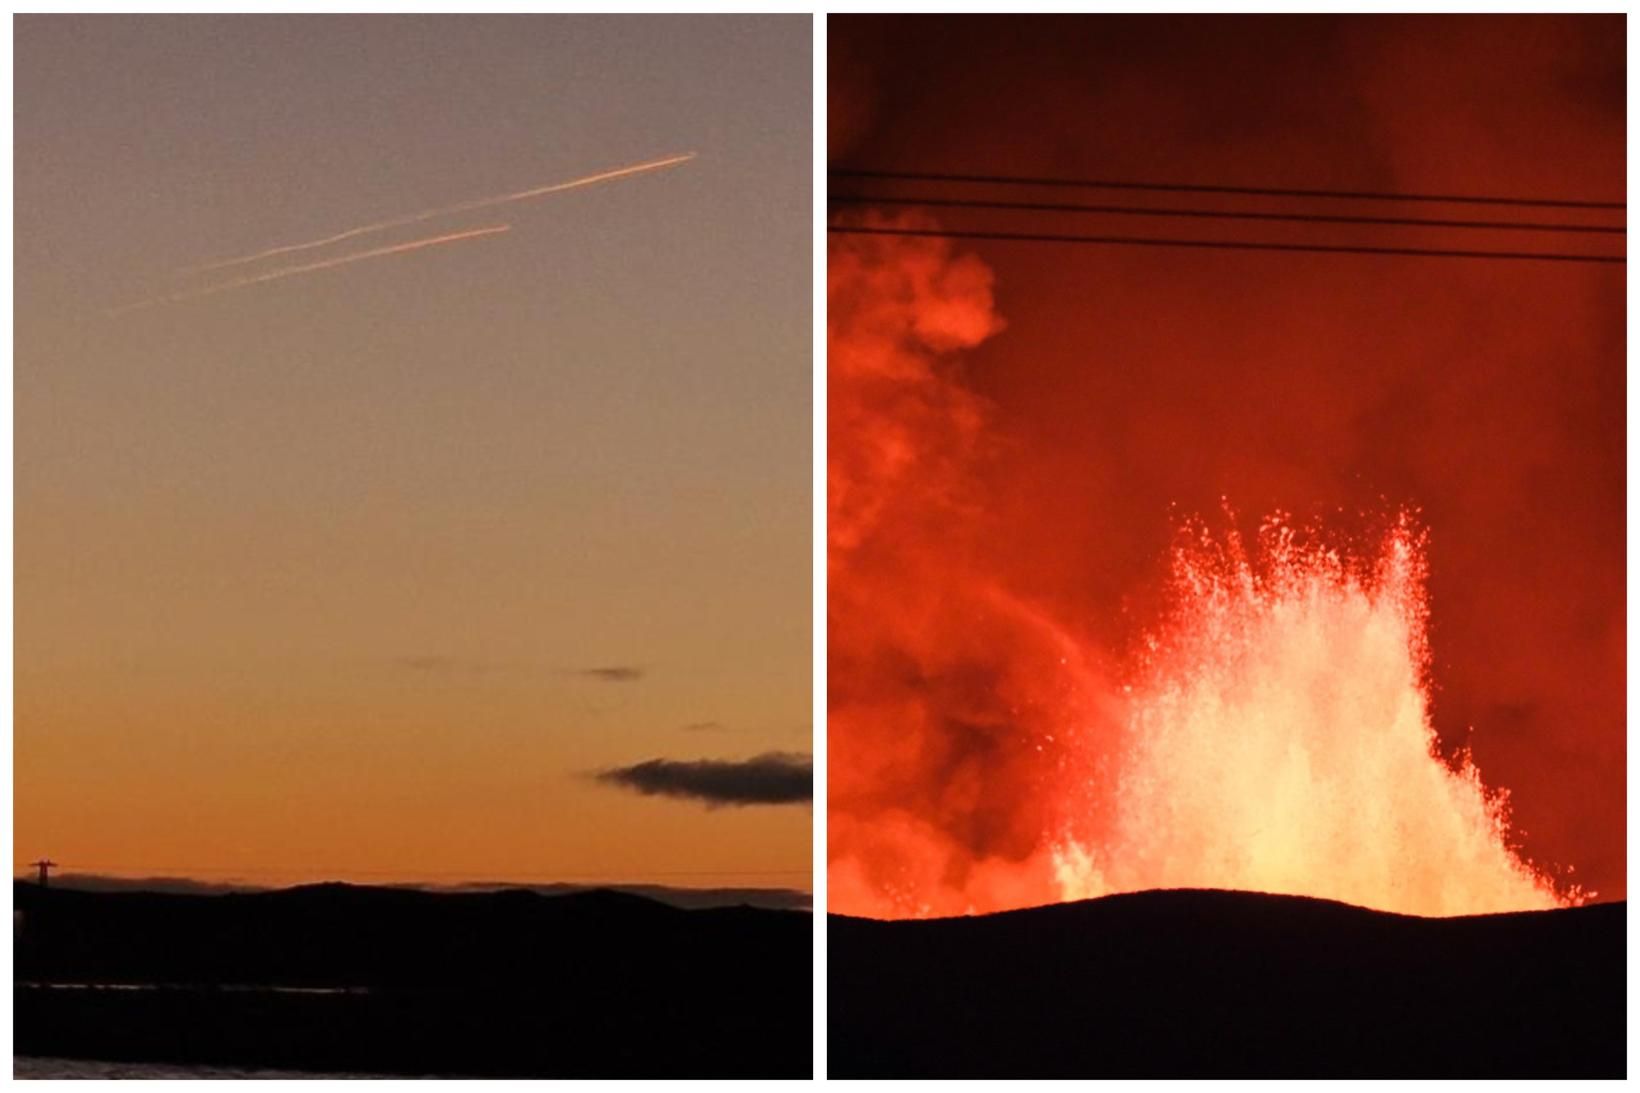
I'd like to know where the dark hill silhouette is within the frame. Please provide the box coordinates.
[16,881,809,1077]
[829,888,1623,1078]
[30,871,813,911]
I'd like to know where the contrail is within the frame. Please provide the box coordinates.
[111,223,511,315]
[187,151,696,275]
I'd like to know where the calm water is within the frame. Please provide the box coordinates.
[15,1057,388,1079]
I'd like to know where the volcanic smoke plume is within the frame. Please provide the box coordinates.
[827,222,1577,920]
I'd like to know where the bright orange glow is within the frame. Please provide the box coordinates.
[827,222,1580,920]
[1050,513,1571,917]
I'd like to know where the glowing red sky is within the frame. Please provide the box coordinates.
[829,15,1624,910]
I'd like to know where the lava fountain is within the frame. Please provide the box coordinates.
[827,219,1580,920]
[1051,512,1572,917]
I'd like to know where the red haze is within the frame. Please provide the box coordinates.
[828,15,1624,915]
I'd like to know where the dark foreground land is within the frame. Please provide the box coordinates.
[830,889,1624,1078]
[16,881,810,1077]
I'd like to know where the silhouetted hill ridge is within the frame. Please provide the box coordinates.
[16,880,802,991]
[830,887,1623,1078]
[16,880,810,1076]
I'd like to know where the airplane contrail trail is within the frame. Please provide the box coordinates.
[187,151,696,275]
[111,223,511,315]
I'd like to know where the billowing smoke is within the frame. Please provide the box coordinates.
[830,219,1123,918]
[828,223,1578,919]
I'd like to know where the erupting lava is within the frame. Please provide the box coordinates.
[1051,512,1570,917]
[828,220,1580,920]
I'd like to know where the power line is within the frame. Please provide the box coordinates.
[828,193,1625,235]
[829,167,1625,212]
[827,224,1624,265]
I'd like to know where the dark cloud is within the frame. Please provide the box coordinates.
[596,752,813,807]
[682,721,726,732]
[577,666,645,684]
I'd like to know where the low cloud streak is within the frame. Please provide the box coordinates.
[596,752,812,807]
[577,666,645,683]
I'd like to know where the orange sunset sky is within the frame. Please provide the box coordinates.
[16,15,812,889]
